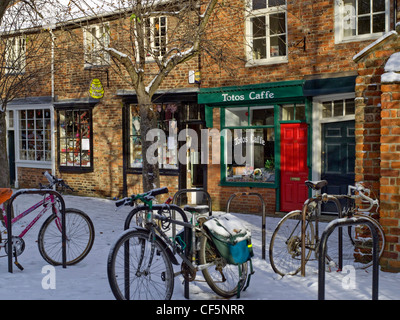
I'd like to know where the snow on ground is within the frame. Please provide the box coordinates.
[1,192,400,301]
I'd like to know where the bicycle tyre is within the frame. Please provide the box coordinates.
[199,234,248,298]
[269,210,315,276]
[38,208,95,266]
[107,228,174,300]
[334,214,385,269]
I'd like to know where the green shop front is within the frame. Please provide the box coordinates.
[199,80,311,213]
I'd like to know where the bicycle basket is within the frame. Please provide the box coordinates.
[203,214,253,265]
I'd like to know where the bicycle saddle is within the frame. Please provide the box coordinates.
[183,205,209,214]
[304,180,328,191]
[0,188,12,205]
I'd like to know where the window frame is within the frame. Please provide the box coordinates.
[245,0,288,67]
[334,0,390,43]
[83,23,111,68]
[5,35,26,74]
[11,106,53,168]
[56,106,94,173]
[221,105,278,187]
[143,16,168,61]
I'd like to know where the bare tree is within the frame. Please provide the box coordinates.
[0,0,54,188]
[50,0,249,192]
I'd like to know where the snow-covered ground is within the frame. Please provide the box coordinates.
[1,192,399,301]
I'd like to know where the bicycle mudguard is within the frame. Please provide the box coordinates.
[131,227,179,266]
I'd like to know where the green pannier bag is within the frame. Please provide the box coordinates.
[203,214,253,265]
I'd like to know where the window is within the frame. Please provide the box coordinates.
[322,98,355,118]
[336,0,389,43]
[58,109,93,170]
[246,0,287,65]
[84,24,110,67]
[19,109,51,162]
[128,103,178,170]
[145,16,167,59]
[5,36,26,74]
[224,106,275,184]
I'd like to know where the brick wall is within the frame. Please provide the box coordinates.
[354,25,400,272]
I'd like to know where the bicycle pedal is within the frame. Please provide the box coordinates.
[14,261,24,271]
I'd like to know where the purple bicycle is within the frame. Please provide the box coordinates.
[0,172,95,270]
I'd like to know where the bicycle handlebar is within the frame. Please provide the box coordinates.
[115,187,169,208]
[348,183,379,212]
[42,171,74,192]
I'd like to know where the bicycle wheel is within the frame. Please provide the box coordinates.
[107,229,174,300]
[38,208,95,265]
[326,214,385,270]
[269,210,316,276]
[199,234,248,298]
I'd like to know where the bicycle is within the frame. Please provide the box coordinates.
[269,180,385,277]
[0,171,95,270]
[107,187,250,300]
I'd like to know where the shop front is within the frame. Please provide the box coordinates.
[199,80,311,213]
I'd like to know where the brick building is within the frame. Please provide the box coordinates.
[353,22,400,272]
[4,0,400,230]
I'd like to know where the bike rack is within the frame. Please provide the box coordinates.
[172,188,212,300]
[318,216,379,300]
[6,189,67,273]
[226,192,266,260]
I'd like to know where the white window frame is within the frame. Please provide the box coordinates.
[11,105,54,169]
[245,1,288,67]
[334,0,390,44]
[144,16,167,61]
[5,36,26,74]
[83,23,111,67]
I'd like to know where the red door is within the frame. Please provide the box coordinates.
[280,123,309,212]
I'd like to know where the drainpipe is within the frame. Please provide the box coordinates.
[48,26,56,177]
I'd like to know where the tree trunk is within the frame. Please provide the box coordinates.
[0,111,10,188]
[138,96,160,192]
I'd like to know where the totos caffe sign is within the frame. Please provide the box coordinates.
[198,80,305,105]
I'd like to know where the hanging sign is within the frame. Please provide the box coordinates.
[89,78,104,99]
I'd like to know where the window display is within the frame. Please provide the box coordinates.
[58,109,92,169]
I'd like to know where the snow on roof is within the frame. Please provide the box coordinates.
[353,30,398,62]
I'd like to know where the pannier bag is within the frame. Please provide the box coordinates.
[203,214,253,265]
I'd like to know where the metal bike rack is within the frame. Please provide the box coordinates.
[226,192,266,260]
[6,189,67,273]
[172,188,212,300]
[318,216,379,300]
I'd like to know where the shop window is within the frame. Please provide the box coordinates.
[58,109,93,171]
[335,0,389,43]
[224,106,275,184]
[128,103,178,171]
[19,109,51,162]
[246,0,287,65]
[322,99,355,118]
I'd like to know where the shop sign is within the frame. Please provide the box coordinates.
[198,80,305,105]
[89,79,104,99]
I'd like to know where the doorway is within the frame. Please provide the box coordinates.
[321,120,355,213]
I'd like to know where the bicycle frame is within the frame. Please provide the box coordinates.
[1,194,60,242]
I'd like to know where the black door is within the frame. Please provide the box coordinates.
[8,130,15,186]
[321,121,355,214]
